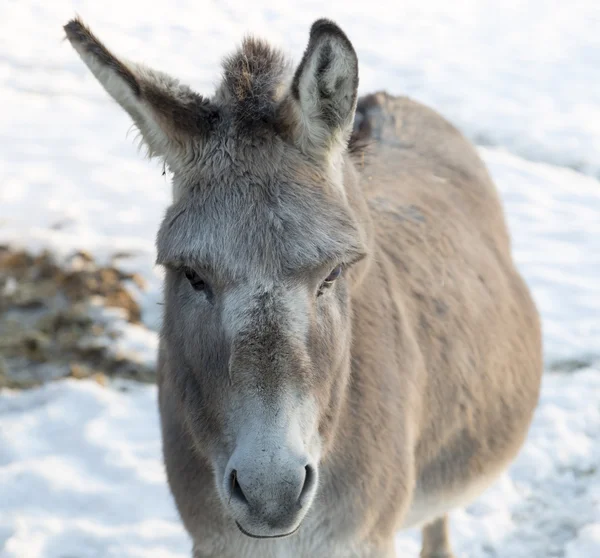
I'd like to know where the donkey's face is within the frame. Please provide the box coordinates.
[158,139,366,537]
[65,18,365,538]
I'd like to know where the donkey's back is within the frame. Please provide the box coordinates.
[351,91,542,533]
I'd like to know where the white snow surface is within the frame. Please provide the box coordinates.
[1,1,599,557]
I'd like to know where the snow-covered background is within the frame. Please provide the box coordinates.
[1,1,599,556]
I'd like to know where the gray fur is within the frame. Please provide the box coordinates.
[65,17,542,558]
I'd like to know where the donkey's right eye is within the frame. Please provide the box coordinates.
[183,267,207,292]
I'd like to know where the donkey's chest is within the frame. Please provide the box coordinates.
[219,542,372,558]
[195,539,364,558]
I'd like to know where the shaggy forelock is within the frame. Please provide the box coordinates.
[216,37,292,127]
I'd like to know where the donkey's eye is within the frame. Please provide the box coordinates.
[324,265,343,283]
[183,267,207,292]
[318,265,343,296]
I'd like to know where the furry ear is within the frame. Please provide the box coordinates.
[64,17,218,168]
[280,19,359,164]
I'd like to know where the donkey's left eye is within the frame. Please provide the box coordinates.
[183,267,207,292]
[318,265,343,296]
[324,265,343,284]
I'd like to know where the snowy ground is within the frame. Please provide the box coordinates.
[1,1,599,556]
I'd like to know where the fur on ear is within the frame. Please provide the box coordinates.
[280,19,359,164]
[64,17,218,168]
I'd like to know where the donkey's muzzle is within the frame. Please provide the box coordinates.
[224,456,318,538]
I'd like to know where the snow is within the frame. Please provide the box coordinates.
[1,0,599,556]
[0,380,188,558]
[567,526,600,558]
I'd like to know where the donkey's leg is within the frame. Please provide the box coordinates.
[420,515,455,558]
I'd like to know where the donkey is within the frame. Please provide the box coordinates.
[64,17,542,558]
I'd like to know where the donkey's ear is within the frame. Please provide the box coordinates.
[282,19,358,163]
[64,18,218,167]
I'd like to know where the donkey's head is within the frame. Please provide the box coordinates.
[65,18,371,538]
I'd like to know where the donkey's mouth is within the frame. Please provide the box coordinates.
[235,521,301,539]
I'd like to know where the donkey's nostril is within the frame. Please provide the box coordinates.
[230,469,248,504]
[299,464,316,505]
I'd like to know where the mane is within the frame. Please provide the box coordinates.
[347,96,375,170]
